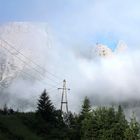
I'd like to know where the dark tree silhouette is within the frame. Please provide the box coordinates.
[37,89,55,122]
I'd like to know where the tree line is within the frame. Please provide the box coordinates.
[0,89,140,140]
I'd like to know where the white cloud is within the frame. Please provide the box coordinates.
[0,22,140,113]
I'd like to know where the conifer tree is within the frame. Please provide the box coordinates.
[125,113,140,140]
[37,89,55,122]
[80,96,91,118]
[80,97,92,139]
[114,105,128,139]
[3,104,8,115]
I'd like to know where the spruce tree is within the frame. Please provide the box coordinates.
[80,97,92,139]
[81,96,91,118]
[37,89,55,122]
[3,104,8,115]
[114,105,128,139]
[125,113,140,140]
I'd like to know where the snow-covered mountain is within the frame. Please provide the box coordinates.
[0,22,51,87]
[93,43,113,57]
[92,41,127,58]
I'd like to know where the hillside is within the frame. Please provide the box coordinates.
[0,113,42,140]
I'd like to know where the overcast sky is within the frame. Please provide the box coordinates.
[0,0,140,49]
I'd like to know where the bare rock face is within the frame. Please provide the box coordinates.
[93,43,113,57]
[0,47,18,87]
[0,22,51,87]
[92,41,127,58]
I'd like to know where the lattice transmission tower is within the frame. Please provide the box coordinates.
[58,79,70,114]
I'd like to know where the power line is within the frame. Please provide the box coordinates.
[0,39,62,85]
[0,38,63,83]
[47,82,62,92]
[0,43,62,88]
[20,69,56,88]
[0,63,61,90]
